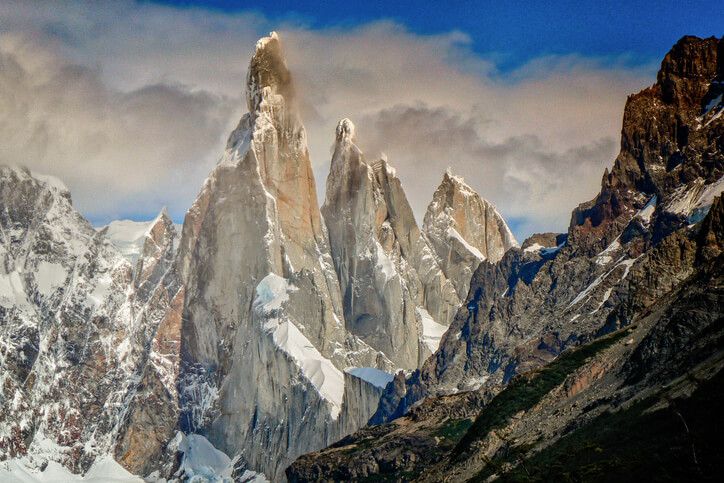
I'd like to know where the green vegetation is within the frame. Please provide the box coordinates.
[475,368,724,482]
[453,328,631,459]
[434,418,474,442]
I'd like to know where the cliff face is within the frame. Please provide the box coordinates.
[172,33,391,480]
[287,36,724,481]
[569,35,723,253]
[322,119,460,368]
[0,167,174,474]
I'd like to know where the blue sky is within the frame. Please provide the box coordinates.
[157,0,722,71]
[1,1,721,239]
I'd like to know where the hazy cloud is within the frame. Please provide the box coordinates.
[0,1,655,237]
[0,33,239,220]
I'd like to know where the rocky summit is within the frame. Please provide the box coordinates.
[0,29,721,483]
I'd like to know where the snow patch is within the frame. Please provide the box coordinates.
[595,237,621,266]
[447,227,485,260]
[176,433,233,483]
[664,176,723,223]
[0,455,141,483]
[374,241,397,283]
[0,271,29,307]
[540,243,564,256]
[524,241,563,256]
[689,175,724,223]
[590,288,613,314]
[253,273,297,313]
[568,257,637,309]
[523,243,544,253]
[634,195,657,225]
[254,275,344,419]
[34,262,66,296]
[346,367,394,389]
[417,307,448,353]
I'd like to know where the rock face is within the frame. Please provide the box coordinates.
[173,33,397,480]
[288,216,724,480]
[112,210,183,477]
[0,167,173,473]
[369,35,723,425]
[423,170,518,300]
[569,35,723,253]
[322,119,460,367]
[287,36,724,481]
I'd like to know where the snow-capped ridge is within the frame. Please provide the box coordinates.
[100,209,179,264]
[1,165,69,197]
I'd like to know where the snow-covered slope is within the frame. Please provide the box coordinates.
[100,212,181,265]
[0,165,185,481]
[0,166,150,475]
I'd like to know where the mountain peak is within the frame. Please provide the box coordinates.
[154,206,171,224]
[569,35,722,254]
[423,171,518,298]
[246,31,294,113]
[335,118,357,145]
[441,168,475,196]
[1,165,71,199]
[657,35,721,106]
[255,31,279,51]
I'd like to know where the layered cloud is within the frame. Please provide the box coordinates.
[0,0,655,237]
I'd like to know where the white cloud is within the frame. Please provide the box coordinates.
[0,0,655,238]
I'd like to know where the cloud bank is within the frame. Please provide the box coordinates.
[0,0,655,238]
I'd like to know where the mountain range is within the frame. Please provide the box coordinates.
[0,32,722,483]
